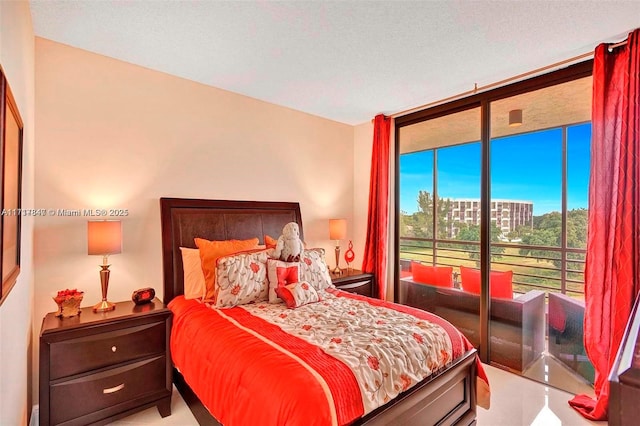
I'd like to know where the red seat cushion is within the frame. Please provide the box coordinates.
[411,262,453,288]
[548,294,567,333]
[460,266,513,299]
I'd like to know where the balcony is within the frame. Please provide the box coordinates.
[399,236,586,298]
[398,236,594,387]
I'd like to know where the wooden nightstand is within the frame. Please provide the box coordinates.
[330,269,376,298]
[39,298,172,426]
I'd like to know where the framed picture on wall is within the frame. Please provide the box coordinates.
[0,66,24,306]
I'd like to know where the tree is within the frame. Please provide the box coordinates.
[506,225,530,241]
[455,222,505,263]
[518,209,588,267]
[567,208,588,249]
[399,191,454,240]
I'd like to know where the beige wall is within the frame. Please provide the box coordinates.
[0,1,35,425]
[33,38,359,402]
[353,121,373,277]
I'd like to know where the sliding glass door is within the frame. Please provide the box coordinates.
[397,107,486,355]
[395,62,594,394]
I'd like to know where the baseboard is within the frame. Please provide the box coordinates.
[29,405,38,426]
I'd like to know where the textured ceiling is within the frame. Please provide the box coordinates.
[29,1,640,125]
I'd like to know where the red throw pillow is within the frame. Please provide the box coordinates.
[459,266,513,299]
[267,258,300,303]
[411,261,453,288]
[277,265,299,287]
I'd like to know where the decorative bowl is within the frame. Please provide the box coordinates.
[53,289,84,318]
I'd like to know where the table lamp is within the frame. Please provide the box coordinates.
[88,220,122,312]
[329,219,346,274]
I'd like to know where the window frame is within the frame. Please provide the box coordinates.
[394,60,593,362]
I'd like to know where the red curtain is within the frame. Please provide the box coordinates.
[362,114,392,300]
[569,28,640,420]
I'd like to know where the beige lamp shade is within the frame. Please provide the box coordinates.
[329,219,347,240]
[88,220,122,255]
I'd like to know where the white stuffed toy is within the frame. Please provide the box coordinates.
[272,222,304,262]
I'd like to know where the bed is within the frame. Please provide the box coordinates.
[160,197,489,425]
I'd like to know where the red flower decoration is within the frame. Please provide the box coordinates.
[376,320,385,325]
[413,333,424,344]
[348,311,356,315]
[330,337,342,344]
[250,262,260,273]
[371,337,383,344]
[367,356,380,371]
[231,285,241,295]
[304,258,312,265]
[302,324,312,331]
[56,288,82,297]
[400,374,411,391]
[279,313,288,319]
[258,305,266,309]
[54,288,84,303]
[301,282,309,290]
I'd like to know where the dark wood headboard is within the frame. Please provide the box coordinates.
[159,198,303,304]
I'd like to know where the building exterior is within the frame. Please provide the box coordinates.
[447,198,533,237]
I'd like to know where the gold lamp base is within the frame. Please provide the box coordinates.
[332,245,342,275]
[93,300,116,312]
[93,260,116,312]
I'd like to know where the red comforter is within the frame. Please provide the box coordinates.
[169,290,490,425]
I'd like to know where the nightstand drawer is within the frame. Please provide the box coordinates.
[50,321,165,380]
[50,355,167,425]
[331,270,376,298]
[338,280,373,297]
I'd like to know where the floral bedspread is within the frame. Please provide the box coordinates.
[238,290,453,414]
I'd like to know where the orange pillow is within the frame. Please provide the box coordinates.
[411,262,453,288]
[459,266,513,299]
[195,237,260,300]
[264,234,278,249]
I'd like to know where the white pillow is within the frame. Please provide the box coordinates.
[180,247,206,300]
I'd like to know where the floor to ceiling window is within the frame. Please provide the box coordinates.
[395,61,593,394]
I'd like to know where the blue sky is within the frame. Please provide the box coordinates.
[400,123,591,216]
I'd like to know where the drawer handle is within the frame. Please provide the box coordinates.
[111,345,117,352]
[103,383,125,394]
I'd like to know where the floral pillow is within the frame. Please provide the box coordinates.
[267,259,300,303]
[195,237,261,300]
[276,281,321,309]
[300,249,334,292]
[215,250,269,308]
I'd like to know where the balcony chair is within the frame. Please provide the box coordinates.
[547,292,595,384]
[398,261,545,372]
